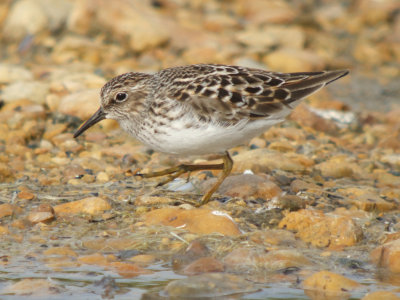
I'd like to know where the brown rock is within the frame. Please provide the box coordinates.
[337,187,397,212]
[0,225,10,235]
[142,207,241,236]
[249,229,297,246]
[182,257,224,275]
[28,204,55,224]
[205,174,282,200]
[78,253,109,265]
[78,253,152,278]
[54,197,111,216]
[0,203,18,219]
[62,164,86,181]
[362,291,400,300]
[18,191,35,200]
[290,104,339,134]
[2,278,62,296]
[315,156,362,179]
[223,247,310,272]
[233,148,314,174]
[43,247,78,257]
[128,254,157,266]
[303,271,360,298]
[279,209,363,248]
[163,273,257,298]
[106,261,153,278]
[0,162,14,182]
[370,239,400,273]
[83,238,144,251]
[290,179,320,193]
[172,240,211,271]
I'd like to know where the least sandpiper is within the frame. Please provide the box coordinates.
[74,64,348,205]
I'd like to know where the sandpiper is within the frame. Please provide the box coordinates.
[74,64,348,205]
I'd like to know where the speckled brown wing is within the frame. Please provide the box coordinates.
[161,64,349,123]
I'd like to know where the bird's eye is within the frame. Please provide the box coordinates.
[115,92,128,102]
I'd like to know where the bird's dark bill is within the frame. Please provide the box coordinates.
[73,107,106,138]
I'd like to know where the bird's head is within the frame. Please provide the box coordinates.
[73,72,150,138]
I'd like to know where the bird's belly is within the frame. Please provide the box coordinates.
[138,118,284,155]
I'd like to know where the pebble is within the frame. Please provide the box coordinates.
[204,174,282,200]
[163,273,258,298]
[223,247,310,272]
[43,246,78,257]
[0,203,20,219]
[27,204,55,224]
[370,239,400,273]
[279,209,363,248]
[142,207,241,236]
[2,278,63,296]
[303,271,360,297]
[362,291,400,300]
[233,148,314,174]
[182,257,225,275]
[53,197,111,216]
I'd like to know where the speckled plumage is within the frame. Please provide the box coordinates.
[74,64,348,204]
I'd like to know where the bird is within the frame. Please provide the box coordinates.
[74,64,349,206]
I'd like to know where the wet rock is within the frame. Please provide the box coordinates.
[84,237,145,251]
[128,254,156,266]
[2,278,63,296]
[303,271,361,299]
[54,197,111,216]
[370,239,400,273]
[182,257,224,275]
[362,291,400,300]
[106,261,153,278]
[163,273,258,298]
[78,253,152,278]
[28,204,55,224]
[249,229,298,246]
[205,174,282,200]
[223,247,310,273]
[142,207,241,236]
[172,240,211,271]
[279,209,363,248]
[43,246,78,257]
